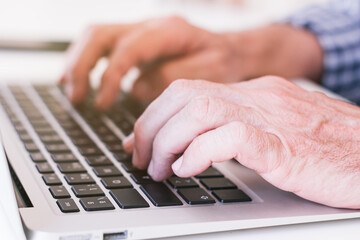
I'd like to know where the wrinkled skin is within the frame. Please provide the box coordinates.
[123,77,360,209]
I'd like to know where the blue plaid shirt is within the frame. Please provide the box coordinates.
[286,0,360,105]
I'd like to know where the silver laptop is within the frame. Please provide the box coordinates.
[0,81,359,240]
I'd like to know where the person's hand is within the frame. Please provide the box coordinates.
[60,16,255,108]
[123,76,360,209]
[61,16,323,108]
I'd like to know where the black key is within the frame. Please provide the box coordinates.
[80,196,115,211]
[121,161,140,172]
[212,189,252,203]
[105,143,124,152]
[178,188,215,205]
[51,153,78,163]
[65,173,95,185]
[29,152,47,162]
[101,176,132,189]
[200,178,237,190]
[85,156,112,166]
[15,124,27,133]
[77,146,103,156]
[36,162,54,173]
[131,171,154,184]
[40,134,62,143]
[58,162,86,173]
[93,166,122,177]
[113,152,131,162]
[45,143,70,153]
[140,183,182,207]
[110,189,149,209]
[49,186,70,198]
[71,137,93,146]
[93,126,111,135]
[72,184,104,197]
[56,199,80,213]
[19,133,32,142]
[35,126,55,134]
[24,142,39,152]
[99,134,119,143]
[66,129,86,138]
[195,167,224,178]
[42,173,62,185]
[167,177,198,189]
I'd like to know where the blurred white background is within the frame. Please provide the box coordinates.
[0,0,329,82]
[0,0,329,41]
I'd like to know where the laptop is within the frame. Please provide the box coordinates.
[0,80,359,240]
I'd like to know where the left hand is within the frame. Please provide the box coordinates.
[123,76,360,209]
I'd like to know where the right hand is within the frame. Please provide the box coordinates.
[60,16,254,108]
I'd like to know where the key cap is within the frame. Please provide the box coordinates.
[85,156,112,166]
[24,142,39,152]
[71,137,93,146]
[195,167,224,178]
[105,143,124,152]
[212,189,252,203]
[131,171,154,184]
[101,176,132,189]
[36,162,54,173]
[110,189,149,209]
[29,152,47,162]
[45,143,70,153]
[42,173,62,185]
[80,196,115,211]
[178,188,215,205]
[57,199,80,213]
[200,178,237,190]
[99,134,119,143]
[72,184,104,197]
[40,134,62,143]
[113,152,131,162]
[51,153,78,163]
[167,177,198,189]
[77,146,103,156]
[49,186,70,199]
[58,162,86,173]
[65,173,95,185]
[93,166,122,177]
[121,161,140,172]
[19,133,32,142]
[140,183,182,207]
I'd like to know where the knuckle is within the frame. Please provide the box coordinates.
[228,121,248,141]
[188,95,214,123]
[163,15,187,26]
[167,79,193,93]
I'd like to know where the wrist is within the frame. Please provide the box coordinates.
[223,24,323,81]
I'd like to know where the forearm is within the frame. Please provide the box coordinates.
[223,24,323,82]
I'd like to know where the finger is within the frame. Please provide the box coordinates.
[172,121,284,178]
[148,96,263,181]
[131,51,227,102]
[131,79,241,169]
[64,24,137,104]
[95,17,208,109]
[122,132,134,153]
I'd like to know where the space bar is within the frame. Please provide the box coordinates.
[140,183,183,207]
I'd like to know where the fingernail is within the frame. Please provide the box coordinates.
[172,156,183,173]
[123,133,134,145]
[65,83,74,100]
[148,160,154,176]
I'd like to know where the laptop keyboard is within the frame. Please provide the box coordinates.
[0,84,251,213]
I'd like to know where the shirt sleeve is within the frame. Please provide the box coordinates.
[284,0,360,105]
